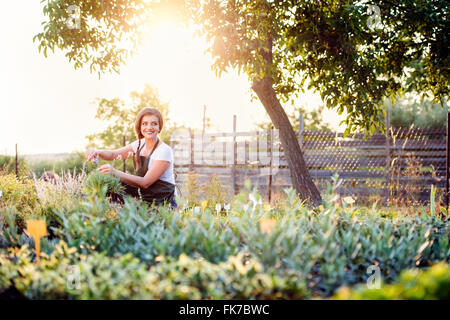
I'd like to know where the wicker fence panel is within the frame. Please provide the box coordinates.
[171,128,447,204]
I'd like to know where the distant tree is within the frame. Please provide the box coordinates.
[86,84,183,149]
[386,96,448,130]
[255,105,332,132]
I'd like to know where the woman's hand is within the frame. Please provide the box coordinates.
[98,164,116,176]
[85,148,99,163]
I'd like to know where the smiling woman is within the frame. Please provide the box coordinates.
[85,107,177,208]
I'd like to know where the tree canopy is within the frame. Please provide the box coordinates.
[35,0,449,136]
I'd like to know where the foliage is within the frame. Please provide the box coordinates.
[50,196,241,264]
[204,174,232,208]
[35,0,449,136]
[180,172,232,209]
[255,105,332,132]
[333,262,450,300]
[387,96,448,130]
[0,207,31,249]
[0,174,39,217]
[181,170,203,207]
[0,155,30,177]
[32,171,85,221]
[0,172,449,299]
[187,0,449,135]
[83,171,125,198]
[0,241,306,299]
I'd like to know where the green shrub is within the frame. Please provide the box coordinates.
[0,241,306,299]
[0,155,30,177]
[204,174,232,208]
[52,197,241,264]
[0,207,29,248]
[333,262,450,299]
[181,170,203,207]
[0,173,449,299]
[0,174,39,218]
[33,171,84,215]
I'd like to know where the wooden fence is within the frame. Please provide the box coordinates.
[170,116,447,204]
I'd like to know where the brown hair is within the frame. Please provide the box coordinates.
[134,108,164,171]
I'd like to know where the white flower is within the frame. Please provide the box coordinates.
[342,196,355,205]
[193,206,201,214]
[215,203,222,212]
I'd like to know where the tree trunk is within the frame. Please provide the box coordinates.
[252,76,322,207]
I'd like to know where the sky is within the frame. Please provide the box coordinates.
[0,2,345,156]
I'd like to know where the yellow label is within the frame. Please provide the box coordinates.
[26,220,47,264]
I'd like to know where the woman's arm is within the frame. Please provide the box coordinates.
[99,160,170,189]
[86,145,134,162]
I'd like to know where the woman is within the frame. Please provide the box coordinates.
[85,107,177,208]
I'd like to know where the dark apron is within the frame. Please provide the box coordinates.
[119,138,175,206]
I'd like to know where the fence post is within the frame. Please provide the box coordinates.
[15,143,18,178]
[122,135,126,172]
[298,113,304,150]
[256,131,260,168]
[385,109,391,205]
[189,128,194,171]
[268,127,273,203]
[446,112,449,211]
[231,115,237,195]
[245,140,249,186]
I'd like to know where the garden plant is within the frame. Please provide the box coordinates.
[0,170,449,300]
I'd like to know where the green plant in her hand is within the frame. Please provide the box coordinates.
[84,170,124,198]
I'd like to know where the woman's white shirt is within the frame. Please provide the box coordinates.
[130,138,175,185]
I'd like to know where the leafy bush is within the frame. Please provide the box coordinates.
[333,262,450,299]
[0,155,30,177]
[33,171,85,214]
[45,183,449,297]
[0,174,39,218]
[0,242,306,299]
[204,174,232,208]
[0,172,449,299]
[51,197,241,264]
[181,170,203,207]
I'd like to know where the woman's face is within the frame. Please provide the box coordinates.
[140,114,160,139]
